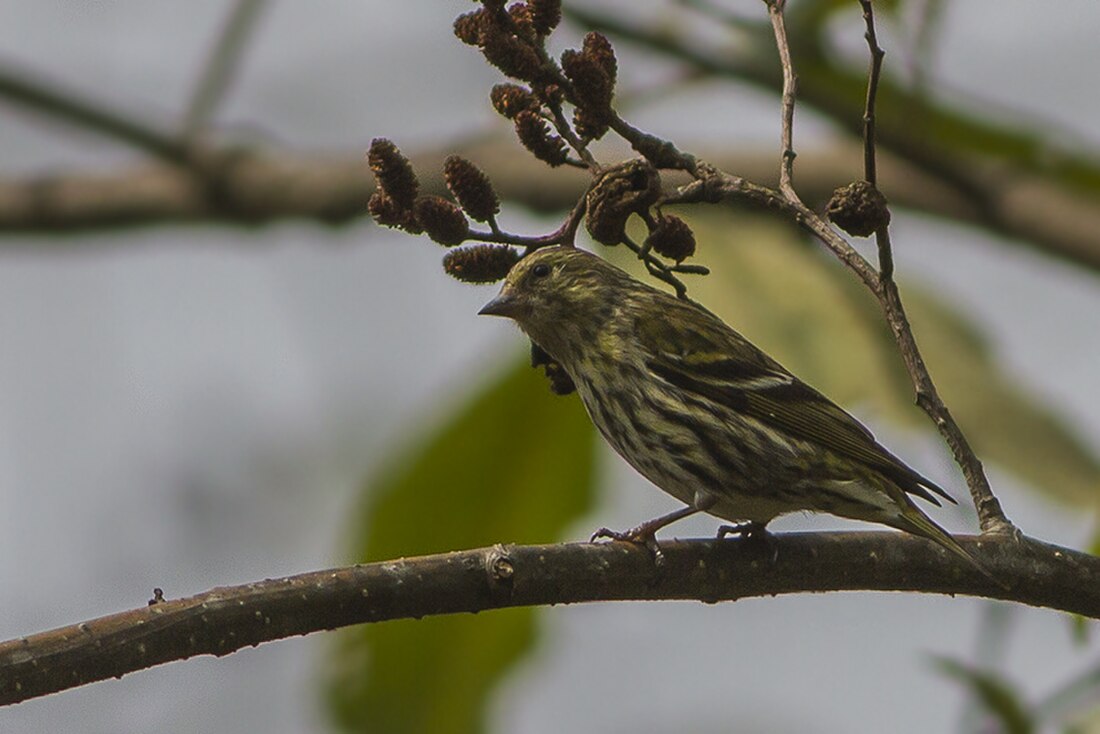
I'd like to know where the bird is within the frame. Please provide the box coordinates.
[478,244,985,573]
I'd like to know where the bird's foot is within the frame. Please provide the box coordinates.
[716,521,778,562]
[591,524,665,565]
[591,505,703,566]
[716,520,768,540]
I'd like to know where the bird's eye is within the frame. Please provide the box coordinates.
[531,263,551,279]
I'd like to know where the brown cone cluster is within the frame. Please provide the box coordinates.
[367,138,422,233]
[529,0,562,36]
[561,32,617,141]
[443,156,500,223]
[490,83,540,119]
[514,110,568,166]
[585,160,662,245]
[368,190,420,233]
[443,244,521,283]
[452,3,549,84]
[645,213,696,262]
[455,3,621,158]
[413,196,469,246]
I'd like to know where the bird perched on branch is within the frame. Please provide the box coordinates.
[479,244,986,574]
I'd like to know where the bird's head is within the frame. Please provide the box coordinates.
[479,246,629,362]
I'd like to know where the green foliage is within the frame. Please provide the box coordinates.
[933,657,1035,734]
[325,358,597,734]
[1035,662,1100,732]
[936,651,1100,732]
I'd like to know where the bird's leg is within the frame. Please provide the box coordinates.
[717,521,778,561]
[591,505,701,564]
[592,493,718,564]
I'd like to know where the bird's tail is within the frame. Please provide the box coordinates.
[890,504,1004,589]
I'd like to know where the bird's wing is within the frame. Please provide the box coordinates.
[636,306,954,506]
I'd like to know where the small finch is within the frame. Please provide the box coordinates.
[479,245,986,572]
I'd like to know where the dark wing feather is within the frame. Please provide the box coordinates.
[636,302,955,506]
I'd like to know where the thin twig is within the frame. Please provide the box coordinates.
[0,533,1090,706]
[546,99,600,169]
[858,0,893,277]
[621,233,695,298]
[182,0,269,140]
[760,0,1013,533]
[0,63,189,164]
[880,250,1014,533]
[859,0,883,188]
[764,0,798,197]
[470,194,589,250]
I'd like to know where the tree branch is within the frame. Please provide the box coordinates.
[0,62,190,165]
[0,134,1096,282]
[0,153,376,234]
[0,532,1093,706]
[862,0,1012,533]
[181,0,269,140]
[764,0,798,198]
[859,0,883,190]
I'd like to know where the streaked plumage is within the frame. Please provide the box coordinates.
[479,245,981,569]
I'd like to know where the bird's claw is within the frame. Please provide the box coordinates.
[716,521,768,540]
[717,521,778,562]
[591,526,666,565]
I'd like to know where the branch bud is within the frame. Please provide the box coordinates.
[826,180,891,237]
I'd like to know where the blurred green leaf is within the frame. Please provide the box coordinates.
[1036,662,1100,732]
[326,357,598,734]
[625,211,1100,512]
[933,656,1035,734]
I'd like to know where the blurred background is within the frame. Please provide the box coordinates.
[1,1,1099,732]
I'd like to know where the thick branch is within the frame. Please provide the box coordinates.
[0,139,1096,278]
[0,533,1094,706]
[0,154,375,234]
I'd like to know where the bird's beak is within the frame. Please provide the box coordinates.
[479,289,520,318]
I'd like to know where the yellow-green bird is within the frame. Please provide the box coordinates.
[479,244,984,571]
